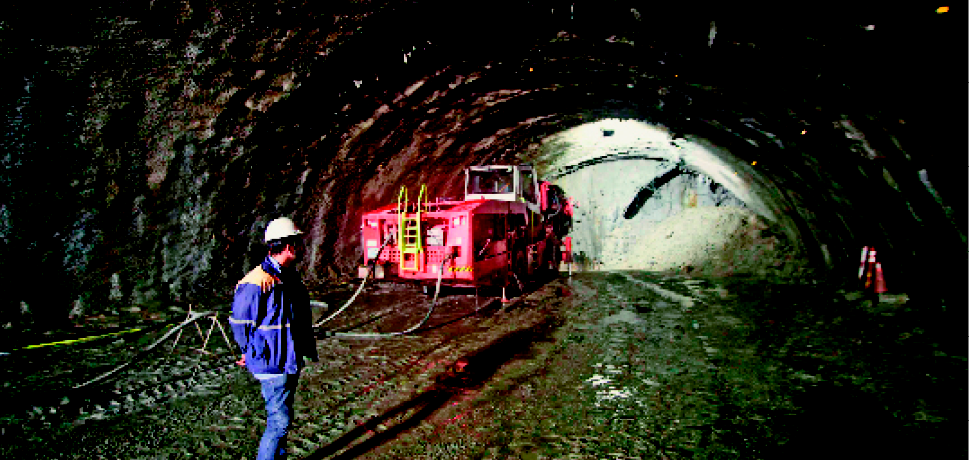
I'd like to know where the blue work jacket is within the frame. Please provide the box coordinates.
[230,256,319,375]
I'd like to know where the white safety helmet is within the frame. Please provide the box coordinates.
[264,217,303,243]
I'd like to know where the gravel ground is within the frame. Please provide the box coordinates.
[0,274,960,459]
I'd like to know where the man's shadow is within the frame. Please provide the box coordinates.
[303,315,562,460]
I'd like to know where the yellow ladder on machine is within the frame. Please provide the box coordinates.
[398,184,427,272]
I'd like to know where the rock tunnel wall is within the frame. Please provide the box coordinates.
[0,1,962,326]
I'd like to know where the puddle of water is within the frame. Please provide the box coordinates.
[599,310,646,327]
[592,363,628,375]
[585,374,613,387]
[593,387,639,407]
[583,372,644,411]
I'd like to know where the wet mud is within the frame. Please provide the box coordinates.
[0,272,961,459]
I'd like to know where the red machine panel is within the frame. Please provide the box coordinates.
[360,198,532,288]
[360,165,572,291]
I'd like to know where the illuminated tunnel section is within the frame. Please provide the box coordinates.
[315,45,959,302]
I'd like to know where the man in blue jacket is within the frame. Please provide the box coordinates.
[230,217,319,460]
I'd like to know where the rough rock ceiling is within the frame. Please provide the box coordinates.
[0,1,962,320]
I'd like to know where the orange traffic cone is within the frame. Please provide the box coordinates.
[501,287,512,304]
[859,246,887,295]
[861,247,878,291]
[873,262,887,294]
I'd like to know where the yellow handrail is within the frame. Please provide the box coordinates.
[398,184,428,271]
[417,183,427,212]
[398,185,407,255]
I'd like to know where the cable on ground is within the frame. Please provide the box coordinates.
[72,311,214,389]
[321,252,456,339]
[312,235,394,328]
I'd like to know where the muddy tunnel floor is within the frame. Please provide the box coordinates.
[0,272,962,460]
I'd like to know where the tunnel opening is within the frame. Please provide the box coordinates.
[319,55,948,297]
[532,116,808,278]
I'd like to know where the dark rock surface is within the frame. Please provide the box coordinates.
[0,2,961,326]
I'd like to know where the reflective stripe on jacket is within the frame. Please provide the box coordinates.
[230,256,318,375]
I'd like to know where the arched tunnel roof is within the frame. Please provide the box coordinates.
[0,1,962,311]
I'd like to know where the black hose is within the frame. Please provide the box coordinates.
[323,252,455,339]
[312,234,394,328]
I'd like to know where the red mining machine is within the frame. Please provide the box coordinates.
[358,165,573,294]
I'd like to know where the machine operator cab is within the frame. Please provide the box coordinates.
[465,165,540,208]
